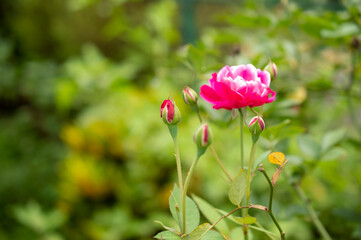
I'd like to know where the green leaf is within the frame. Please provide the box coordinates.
[229,216,257,225]
[253,150,271,170]
[297,134,320,159]
[192,195,229,236]
[154,220,180,234]
[169,184,200,234]
[229,170,247,206]
[248,225,278,240]
[154,231,182,240]
[201,230,226,240]
[184,223,225,240]
[321,128,346,153]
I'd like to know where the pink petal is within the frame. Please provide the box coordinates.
[266,90,276,103]
[209,73,218,88]
[213,82,245,101]
[230,65,246,78]
[257,70,271,86]
[240,64,257,81]
[200,85,223,103]
[217,65,231,82]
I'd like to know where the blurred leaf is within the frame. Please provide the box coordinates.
[225,12,272,28]
[320,147,347,162]
[297,134,320,159]
[321,128,346,153]
[192,195,229,236]
[55,79,78,112]
[229,170,247,206]
[262,119,291,139]
[154,230,182,240]
[14,202,66,234]
[169,184,200,234]
[299,13,336,37]
[321,23,360,38]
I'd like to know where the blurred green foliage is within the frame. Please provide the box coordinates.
[0,0,361,239]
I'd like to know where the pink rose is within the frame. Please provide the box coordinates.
[200,64,276,110]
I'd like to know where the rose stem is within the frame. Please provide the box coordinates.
[239,108,245,169]
[182,150,202,234]
[169,125,184,233]
[260,169,286,240]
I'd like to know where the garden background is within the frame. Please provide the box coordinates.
[0,0,361,239]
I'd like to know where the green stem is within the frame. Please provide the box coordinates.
[194,104,203,122]
[174,137,184,197]
[169,125,185,233]
[182,151,201,234]
[239,108,247,240]
[245,142,257,215]
[242,141,257,240]
[284,172,332,240]
[261,170,285,240]
[239,108,245,169]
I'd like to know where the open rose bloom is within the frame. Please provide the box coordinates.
[200,64,276,110]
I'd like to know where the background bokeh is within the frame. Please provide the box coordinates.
[0,0,361,239]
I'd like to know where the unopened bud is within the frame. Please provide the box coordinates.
[183,86,198,105]
[194,123,213,151]
[249,116,265,143]
[160,99,181,125]
[264,60,277,80]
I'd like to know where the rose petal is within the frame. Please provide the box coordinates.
[200,85,224,103]
[257,69,271,86]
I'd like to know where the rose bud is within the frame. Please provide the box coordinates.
[249,116,265,143]
[160,99,181,125]
[183,86,198,105]
[264,60,277,81]
[194,123,213,152]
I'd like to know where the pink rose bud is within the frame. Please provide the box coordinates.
[249,116,265,142]
[183,86,198,105]
[264,60,277,80]
[194,123,213,150]
[161,99,181,125]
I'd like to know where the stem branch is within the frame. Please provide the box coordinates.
[261,170,285,240]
